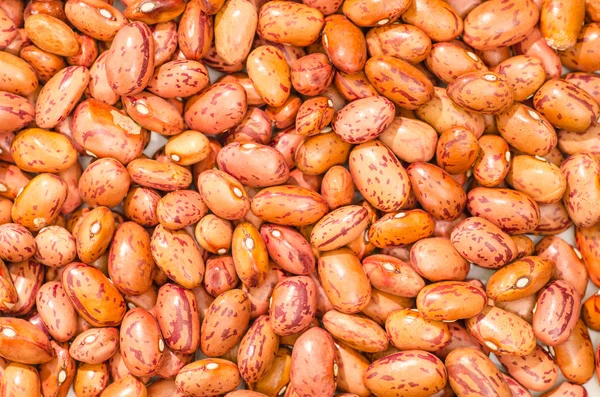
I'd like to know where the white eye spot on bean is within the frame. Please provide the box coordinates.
[140,2,156,12]
[327,99,333,108]
[278,386,287,396]
[84,334,97,344]
[534,155,547,162]
[467,52,479,61]
[99,8,112,18]
[232,187,243,198]
[505,151,511,162]
[1,328,16,337]
[34,217,46,228]
[483,74,497,82]
[0,183,6,192]
[322,33,329,48]
[217,248,227,255]
[135,102,149,115]
[171,154,181,162]
[321,126,333,133]
[377,18,389,25]
[527,110,541,121]
[58,369,67,385]
[484,340,498,350]
[86,150,97,158]
[271,229,282,238]
[382,263,395,272]
[364,230,370,243]
[532,303,538,314]
[244,237,255,250]
[128,302,137,310]
[515,277,530,289]
[242,143,257,149]
[333,363,339,377]
[158,338,165,352]
[206,362,219,370]
[574,248,582,259]
[16,187,23,197]
[394,212,406,219]
[90,222,101,234]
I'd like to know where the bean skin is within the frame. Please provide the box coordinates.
[445,348,512,397]
[451,216,519,268]
[416,281,487,321]
[237,315,279,384]
[363,350,447,397]
[386,309,450,352]
[290,327,337,397]
[322,310,388,353]
[532,280,581,346]
[497,344,558,392]
[465,305,536,356]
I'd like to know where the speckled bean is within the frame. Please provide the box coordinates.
[106,21,154,96]
[36,281,77,342]
[553,319,595,384]
[463,0,539,50]
[71,99,146,164]
[365,55,434,109]
[62,262,125,327]
[184,82,247,135]
[198,169,250,221]
[151,224,204,289]
[451,217,518,268]
[11,128,78,173]
[416,281,487,321]
[290,327,336,397]
[0,223,36,262]
[465,305,536,355]
[532,280,581,346]
[251,185,329,226]
[155,283,200,354]
[69,327,119,364]
[318,248,371,314]
[200,289,250,357]
[363,350,447,397]
[533,79,600,133]
[563,153,600,227]
[446,348,511,397]
[119,307,164,377]
[368,210,435,248]
[257,1,324,47]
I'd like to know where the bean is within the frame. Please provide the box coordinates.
[532,280,581,346]
[364,350,447,397]
[290,327,337,397]
[446,348,512,397]
[463,0,539,50]
[386,309,450,352]
[465,305,536,356]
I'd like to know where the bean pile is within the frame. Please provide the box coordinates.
[1,0,600,395]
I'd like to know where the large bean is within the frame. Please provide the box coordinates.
[62,262,126,327]
[466,305,536,356]
[290,327,336,397]
[416,281,487,321]
[466,188,540,235]
[318,248,371,314]
[532,280,581,346]
[349,140,410,212]
[363,350,447,397]
[106,22,154,96]
[446,348,511,397]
